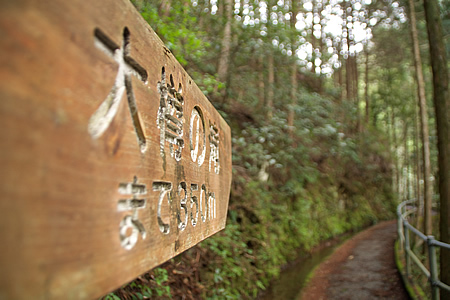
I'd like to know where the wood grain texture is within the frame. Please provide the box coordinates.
[0,0,232,299]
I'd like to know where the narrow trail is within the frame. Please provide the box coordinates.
[300,220,409,300]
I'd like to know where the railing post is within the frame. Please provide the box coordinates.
[427,236,439,300]
[398,215,404,252]
[404,221,411,277]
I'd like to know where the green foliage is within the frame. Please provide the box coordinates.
[196,90,396,297]
[100,267,171,300]
[190,71,225,96]
[195,94,395,298]
[151,268,171,297]
[136,1,209,66]
[102,293,121,300]
[105,1,400,299]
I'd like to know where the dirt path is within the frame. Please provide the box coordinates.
[300,220,409,300]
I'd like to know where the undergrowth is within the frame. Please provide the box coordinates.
[100,1,399,299]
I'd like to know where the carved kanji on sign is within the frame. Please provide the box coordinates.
[209,122,220,174]
[157,67,185,161]
[117,176,147,250]
[88,28,148,152]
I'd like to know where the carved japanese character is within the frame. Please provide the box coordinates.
[209,122,220,174]
[190,107,206,167]
[88,27,148,152]
[117,176,147,250]
[152,181,172,234]
[157,67,185,161]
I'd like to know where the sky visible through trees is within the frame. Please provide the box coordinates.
[194,0,407,76]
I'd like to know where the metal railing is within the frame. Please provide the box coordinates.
[397,199,450,300]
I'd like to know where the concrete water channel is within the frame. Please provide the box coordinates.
[259,235,350,300]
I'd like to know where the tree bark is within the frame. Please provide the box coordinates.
[345,58,351,101]
[336,42,343,102]
[423,0,450,293]
[316,0,324,92]
[217,0,233,83]
[311,0,317,74]
[288,62,296,127]
[353,55,361,132]
[257,55,265,111]
[159,0,171,17]
[391,107,400,196]
[266,0,275,119]
[408,0,433,237]
[288,0,299,130]
[414,105,423,244]
[344,1,356,104]
[403,123,409,200]
[345,38,351,101]
[364,44,370,124]
[267,52,274,119]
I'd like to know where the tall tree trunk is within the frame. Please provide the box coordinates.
[336,41,343,102]
[344,1,355,104]
[345,38,351,101]
[266,0,275,119]
[311,0,317,74]
[217,0,233,83]
[345,58,351,101]
[353,56,362,132]
[267,53,274,118]
[385,108,398,195]
[423,0,450,294]
[338,61,343,101]
[239,0,245,18]
[414,106,423,244]
[391,107,401,196]
[288,63,296,129]
[403,123,409,200]
[317,0,324,92]
[386,108,395,194]
[288,0,299,131]
[408,0,433,237]
[257,55,265,111]
[159,0,171,17]
[218,0,224,18]
[364,44,370,125]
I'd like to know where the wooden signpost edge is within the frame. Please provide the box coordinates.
[0,0,232,299]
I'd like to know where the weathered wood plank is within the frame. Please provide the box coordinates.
[0,0,232,299]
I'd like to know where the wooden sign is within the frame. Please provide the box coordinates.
[0,0,231,299]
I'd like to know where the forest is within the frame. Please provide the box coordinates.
[104,0,449,298]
